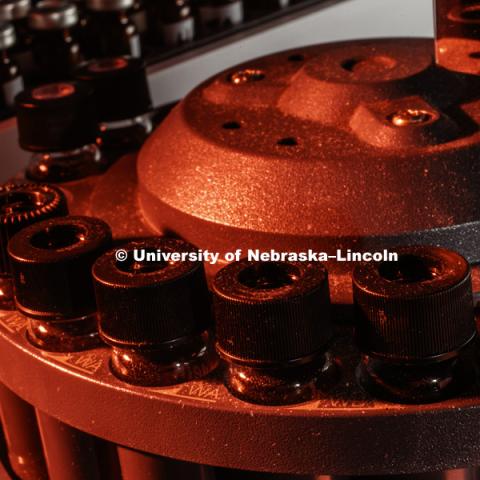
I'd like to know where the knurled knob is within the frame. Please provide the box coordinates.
[213,260,332,364]
[8,215,112,319]
[0,183,68,275]
[353,245,476,361]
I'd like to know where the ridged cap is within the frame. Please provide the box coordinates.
[0,183,68,275]
[8,215,112,320]
[353,245,476,361]
[0,0,30,22]
[15,82,97,152]
[213,260,332,364]
[93,238,211,349]
[86,0,133,12]
[0,22,16,49]
[74,57,151,122]
[28,0,78,30]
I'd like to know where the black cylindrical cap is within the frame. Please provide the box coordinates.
[157,0,192,23]
[74,57,152,123]
[213,260,332,364]
[8,215,112,319]
[93,238,211,349]
[0,183,68,275]
[353,245,476,361]
[15,82,97,152]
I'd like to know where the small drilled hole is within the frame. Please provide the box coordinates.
[222,121,241,130]
[277,137,298,147]
[288,53,305,62]
[388,109,435,127]
[378,254,442,283]
[470,51,480,59]
[238,262,300,290]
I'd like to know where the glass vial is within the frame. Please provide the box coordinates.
[82,0,141,58]
[0,0,33,76]
[353,245,478,404]
[93,238,218,386]
[74,56,152,157]
[0,183,67,311]
[149,0,194,46]
[28,0,83,82]
[8,215,112,351]
[198,0,243,32]
[15,81,106,182]
[212,260,335,405]
[0,22,23,115]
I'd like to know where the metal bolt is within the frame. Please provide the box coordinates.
[388,109,435,127]
[229,69,265,85]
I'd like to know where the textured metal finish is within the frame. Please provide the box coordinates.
[2,36,480,477]
[0,294,480,476]
[138,38,480,267]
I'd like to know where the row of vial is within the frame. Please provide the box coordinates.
[9,55,154,182]
[0,181,478,406]
[0,0,294,112]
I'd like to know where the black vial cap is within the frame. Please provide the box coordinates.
[158,0,192,23]
[8,215,112,320]
[0,183,68,275]
[93,238,211,349]
[213,260,332,364]
[15,82,97,153]
[74,57,152,123]
[353,245,476,361]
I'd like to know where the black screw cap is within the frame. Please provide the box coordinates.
[8,215,112,319]
[353,245,476,361]
[74,57,152,123]
[156,0,192,23]
[213,260,332,364]
[15,82,97,152]
[93,238,211,349]
[0,183,68,275]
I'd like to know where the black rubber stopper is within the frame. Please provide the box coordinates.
[8,215,112,320]
[15,82,97,152]
[212,260,332,364]
[0,183,68,275]
[93,238,211,349]
[353,245,476,361]
[74,57,152,123]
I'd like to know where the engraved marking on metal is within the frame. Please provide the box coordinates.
[41,351,104,375]
[0,312,26,333]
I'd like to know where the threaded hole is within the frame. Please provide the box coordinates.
[222,121,241,130]
[229,69,266,84]
[238,262,300,290]
[30,224,86,250]
[378,254,442,283]
[277,137,298,147]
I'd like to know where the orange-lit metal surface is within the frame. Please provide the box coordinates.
[1,1,480,478]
